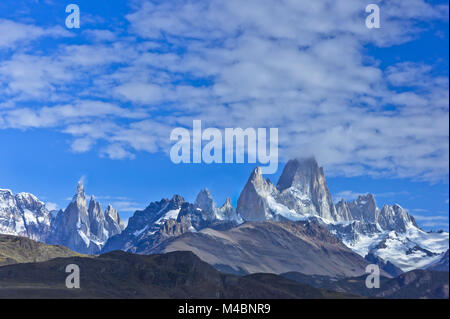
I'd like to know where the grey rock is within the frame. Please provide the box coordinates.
[346,194,378,224]
[377,204,417,232]
[276,158,340,221]
[49,181,123,254]
[0,189,51,242]
[237,167,278,222]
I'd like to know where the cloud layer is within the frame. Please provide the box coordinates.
[0,0,448,181]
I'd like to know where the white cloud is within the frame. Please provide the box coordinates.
[421,222,449,228]
[83,29,118,42]
[101,144,136,160]
[71,138,95,153]
[0,0,448,182]
[333,190,410,202]
[334,190,366,202]
[1,100,146,129]
[0,19,70,49]
[412,214,449,229]
[413,215,448,222]
[45,202,58,211]
[110,201,143,212]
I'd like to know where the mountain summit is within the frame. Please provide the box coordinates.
[0,189,52,241]
[276,158,339,221]
[49,181,123,254]
[237,158,339,222]
[235,157,447,271]
[1,159,448,273]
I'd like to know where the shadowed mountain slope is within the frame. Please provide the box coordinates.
[0,234,81,266]
[0,250,357,299]
[149,221,376,278]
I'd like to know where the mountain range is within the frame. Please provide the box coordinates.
[1,157,448,282]
[103,158,449,275]
[1,182,124,254]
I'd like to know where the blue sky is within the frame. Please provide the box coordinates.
[0,0,448,230]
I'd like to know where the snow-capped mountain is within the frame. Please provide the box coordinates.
[328,194,447,272]
[237,159,342,222]
[0,189,52,242]
[0,182,124,254]
[236,158,449,272]
[102,157,447,272]
[2,158,446,273]
[103,190,242,253]
[49,181,124,254]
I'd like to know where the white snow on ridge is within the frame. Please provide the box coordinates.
[343,232,386,257]
[23,209,38,225]
[266,195,308,221]
[133,225,148,237]
[77,229,90,246]
[155,208,181,224]
[344,227,449,272]
[405,227,449,253]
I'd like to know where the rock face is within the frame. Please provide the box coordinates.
[103,191,242,254]
[237,167,279,222]
[195,189,242,223]
[49,182,123,254]
[335,199,353,221]
[0,189,52,242]
[378,204,418,232]
[103,195,186,253]
[345,194,378,223]
[237,158,417,229]
[238,159,345,222]
[236,157,448,272]
[276,158,339,221]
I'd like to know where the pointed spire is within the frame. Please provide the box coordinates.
[277,157,319,191]
[250,166,262,179]
[105,204,120,222]
[196,188,213,201]
[73,180,86,201]
[195,188,216,213]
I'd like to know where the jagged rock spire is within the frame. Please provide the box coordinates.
[73,180,86,202]
[275,157,339,221]
[49,181,123,254]
[195,188,217,214]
